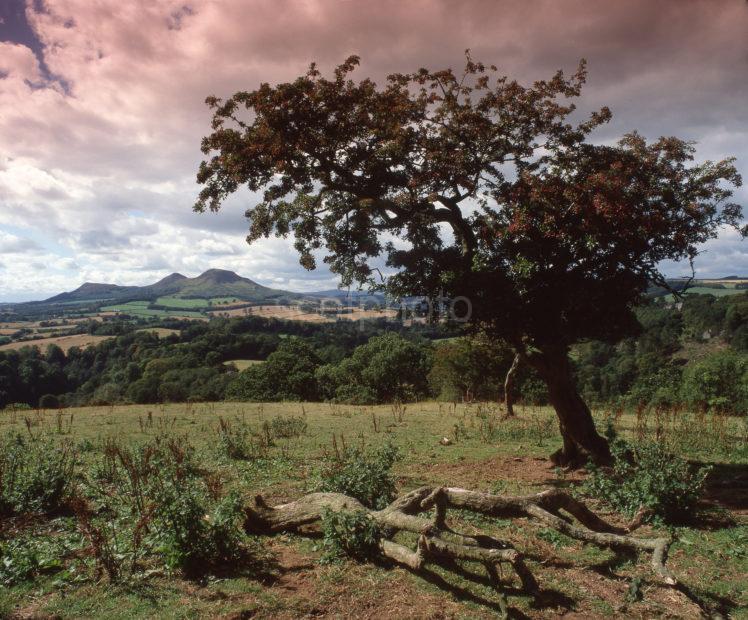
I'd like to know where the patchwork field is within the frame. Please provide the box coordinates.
[0,401,745,619]
[211,304,398,323]
[100,301,205,319]
[0,333,112,353]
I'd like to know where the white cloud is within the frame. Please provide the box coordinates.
[0,0,746,302]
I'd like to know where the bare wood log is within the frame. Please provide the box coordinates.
[379,539,424,570]
[243,485,686,613]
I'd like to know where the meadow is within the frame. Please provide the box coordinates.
[1,401,746,619]
[0,333,112,353]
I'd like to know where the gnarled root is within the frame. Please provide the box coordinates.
[244,486,685,617]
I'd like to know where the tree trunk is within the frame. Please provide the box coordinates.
[503,353,520,417]
[526,345,611,467]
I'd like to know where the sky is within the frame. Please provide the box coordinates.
[0,0,747,302]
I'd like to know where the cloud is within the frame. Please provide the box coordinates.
[0,0,746,302]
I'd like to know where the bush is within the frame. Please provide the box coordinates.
[680,351,748,414]
[39,394,60,409]
[215,417,256,460]
[317,333,432,404]
[0,434,77,516]
[319,508,381,564]
[0,534,68,586]
[151,481,246,576]
[82,434,252,579]
[583,434,710,524]
[269,415,307,439]
[227,339,321,401]
[315,442,400,510]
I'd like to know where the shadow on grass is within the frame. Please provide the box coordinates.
[702,461,748,513]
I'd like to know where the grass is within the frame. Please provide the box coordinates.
[0,333,111,353]
[0,401,746,618]
[135,327,181,338]
[154,296,210,309]
[223,359,264,370]
[100,301,204,318]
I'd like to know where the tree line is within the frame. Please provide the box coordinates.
[0,292,746,415]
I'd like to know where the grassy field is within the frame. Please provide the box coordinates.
[135,327,181,338]
[682,286,747,297]
[100,301,205,318]
[154,296,244,309]
[223,359,264,370]
[0,333,112,353]
[0,401,746,619]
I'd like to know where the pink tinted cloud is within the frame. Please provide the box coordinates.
[0,0,745,297]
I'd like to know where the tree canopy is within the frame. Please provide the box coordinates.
[195,54,744,465]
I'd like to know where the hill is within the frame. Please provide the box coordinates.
[38,269,301,305]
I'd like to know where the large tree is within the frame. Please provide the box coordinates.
[195,55,744,466]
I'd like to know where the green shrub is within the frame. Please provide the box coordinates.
[583,435,710,524]
[150,482,246,576]
[319,508,381,564]
[680,351,748,414]
[0,434,77,516]
[39,394,61,409]
[268,414,307,439]
[3,403,31,412]
[215,417,255,460]
[0,534,68,586]
[315,442,400,509]
[82,433,249,579]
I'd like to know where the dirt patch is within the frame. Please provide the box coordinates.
[217,540,492,619]
[404,455,586,492]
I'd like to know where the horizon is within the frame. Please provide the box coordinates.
[3,267,747,305]
[1,0,747,301]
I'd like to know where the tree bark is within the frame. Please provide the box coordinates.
[503,353,520,417]
[526,345,611,467]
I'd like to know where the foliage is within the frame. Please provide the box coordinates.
[319,508,382,564]
[680,350,748,414]
[195,53,744,462]
[0,434,77,516]
[39,394,61,409]
[268,414,307,438]
[315,442,400,509]
[83,433,252,578]
[428,335,511,401]
[316,333,432,403]
[0,533,70,586]
[583,433,710,524]
[215,416,256,460]
[150,481,246,576]
[227,338,322,401]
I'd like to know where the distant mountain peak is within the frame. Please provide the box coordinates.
[155,272,188,284]
[196,269,246,284]
[35,268,302,305]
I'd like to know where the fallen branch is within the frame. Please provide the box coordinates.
[244,486,692,617]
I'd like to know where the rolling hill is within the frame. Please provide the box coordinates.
[39,269,302,305]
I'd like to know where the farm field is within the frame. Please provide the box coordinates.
[134,327,181,338]
[0,333,112,353]
[154,296,244,309]
[212,304,398,323]
[682,286,747,297]
[100,301,205,319]
[223,359,264,370]
[0,401,746,619]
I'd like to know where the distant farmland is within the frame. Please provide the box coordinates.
[0,333,111,353]
[100,301,205,318]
